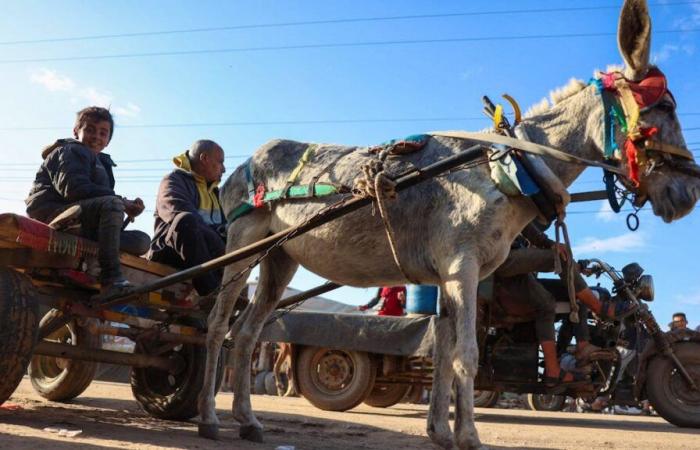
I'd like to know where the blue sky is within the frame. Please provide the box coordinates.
[0,1,698,329]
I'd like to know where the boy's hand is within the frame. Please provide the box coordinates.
[124,198,145,218]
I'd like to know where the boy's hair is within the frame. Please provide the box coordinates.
[672,312,687,320]
[74,106,114,140]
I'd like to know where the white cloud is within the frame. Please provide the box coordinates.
[30,68,75,92]
[29,68,140,119]
[652,44,679,64]
[572,231,647,255]
[676,288,700,306]
[595,201,616,223]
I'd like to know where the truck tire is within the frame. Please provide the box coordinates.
[363,383,411,408]
[29,309,100,401]
[0,269,39,406]
[526,393,566,411]
[131,330,224,421]
[473,390,500,408]
[646,342,700,427]
[296,346,376,412]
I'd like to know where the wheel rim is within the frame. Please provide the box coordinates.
[310,349,356,395]
[138,344,190,397]
[33,322,74,381]
[666,361,700,407]
[535,394,562,409]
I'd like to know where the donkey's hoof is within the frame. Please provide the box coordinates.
[198,423,219,440]
[239,424,264,443]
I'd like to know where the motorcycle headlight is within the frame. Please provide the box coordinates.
[636,275,654,301]
[622,262,644,284]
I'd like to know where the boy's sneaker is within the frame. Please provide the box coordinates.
[94,279,135,303]
[48,205,82,232]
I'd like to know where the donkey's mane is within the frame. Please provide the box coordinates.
[524,78,587,118]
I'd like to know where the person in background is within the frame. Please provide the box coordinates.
[669,312,689,331]
[358,286,406,316]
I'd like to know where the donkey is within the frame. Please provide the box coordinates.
[198,1,699,448]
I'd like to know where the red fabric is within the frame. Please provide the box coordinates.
[627,68,669,110]
[377,286,406,316]
[12,214,98,257]
[625,127,658,186]
[253,183,266,208]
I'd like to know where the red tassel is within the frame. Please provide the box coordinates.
[624,138,640,187]
[253,183,266,208]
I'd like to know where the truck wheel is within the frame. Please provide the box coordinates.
[646,342,700,427]
[296,346,376,411]
[0,269,39,406]
[473,390,500,408]
[253,371,268,395]
[363,383,411,408]
[131,338,223,421]
[29,309,100,401]
[526,393,566,411]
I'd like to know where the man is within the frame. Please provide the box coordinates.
[358,286,406,316]
[669,312,689,331]
[495,223,634,386]
[147,140,226,296]
[25,106,149,297]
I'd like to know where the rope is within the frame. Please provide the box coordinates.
[353,149,417,284]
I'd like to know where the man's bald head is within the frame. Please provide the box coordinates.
[189,139,226,183]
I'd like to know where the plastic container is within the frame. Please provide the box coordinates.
[406,285,439,315]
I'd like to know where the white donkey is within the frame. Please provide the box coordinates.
[198,1,700,448]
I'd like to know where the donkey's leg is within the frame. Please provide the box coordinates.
[198,215,269,439]
[230,247,299,442]
[445,264,484,450]
[427,290,457,449]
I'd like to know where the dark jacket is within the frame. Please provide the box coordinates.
[149,152,225,254]
[25,139,117,222]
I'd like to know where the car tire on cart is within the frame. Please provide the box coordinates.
[646,342,700,428]
[363,383,411,408]
[296,346,376,411]
[0,268,39,406]
[29,309,100,401]
[526,393,566,411]
[473,390,500,408]
[130,327,224,421]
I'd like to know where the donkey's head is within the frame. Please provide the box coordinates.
[599,0,700,222]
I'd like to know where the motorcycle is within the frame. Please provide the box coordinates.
[474,258,700,427]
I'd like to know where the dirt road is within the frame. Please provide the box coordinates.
[1,379,698,450]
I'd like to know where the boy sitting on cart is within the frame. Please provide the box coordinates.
[25,106,150,298]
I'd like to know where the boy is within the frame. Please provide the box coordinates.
[25,106,150,297]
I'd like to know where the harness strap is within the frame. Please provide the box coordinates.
[429,131,627,175]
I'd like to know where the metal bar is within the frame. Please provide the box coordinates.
[89,323,206,347]
[34,341,178,372]
[570,190,607,203]
[101,144,486,307]
[277,281,342,309]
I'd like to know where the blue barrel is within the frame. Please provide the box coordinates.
[406,285,439,315]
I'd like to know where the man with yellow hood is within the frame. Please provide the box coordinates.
[147,140,226,296]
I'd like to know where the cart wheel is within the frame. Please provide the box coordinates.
[264,371,278,396]
[131,332,224,421]
[403,385,424,404]
[29,309,100,401]
[526,393,567,411]
[473,390,500,408]
[296,346,376,411]
[0,269,39,406]
[363,383,411,408]
[253,371,268,395]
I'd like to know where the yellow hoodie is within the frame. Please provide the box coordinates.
[172,152,224,226]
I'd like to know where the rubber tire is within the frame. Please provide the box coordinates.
[29,309,100,401]
[296,346,376,412]
[526,393,566,411]
[473,390,500,408]
[646,342,700,427]
[363,383,411,408]
[131,332,224,421]
[403,385,424,404]
[0,269,39,406]
[253,371,268,395]
[264,371,278,396]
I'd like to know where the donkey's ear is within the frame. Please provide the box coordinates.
[618,0,651,80]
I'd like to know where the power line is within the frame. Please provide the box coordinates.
[3,2,698,46]
[2,28,699,64]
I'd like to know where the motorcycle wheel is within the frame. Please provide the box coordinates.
[526,393,566,411]
[646,342,700,427]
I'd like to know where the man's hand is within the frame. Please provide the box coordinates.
[124,197,145,218]
[553,242,569,262]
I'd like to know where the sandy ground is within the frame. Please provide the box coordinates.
[1,378,699,450]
